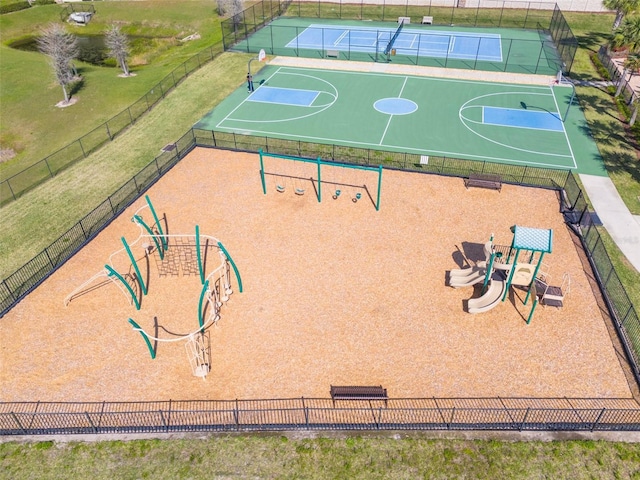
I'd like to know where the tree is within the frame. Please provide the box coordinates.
[217,0,243,23]
[37,23,79,105]
[612,15,640,52]
[105,24,131,76]
[604,0,640,30]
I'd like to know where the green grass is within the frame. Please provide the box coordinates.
[2,436,640,479]
[0,1,222,178]
[0,51,261,278]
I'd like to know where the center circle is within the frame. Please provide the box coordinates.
[374,98,418,115]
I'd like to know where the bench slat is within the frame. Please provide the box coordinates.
[464,173,502,192]
[330,385,388,400]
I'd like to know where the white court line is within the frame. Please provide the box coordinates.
[275,66,552,89]
[549,85,578,170]
[448,36,455,54]
[217,67,572,169]
[214,124,574,170]
[215,67,283,129]
[333,29,349,47]
[458,91,573,159]
[379,76,410,145]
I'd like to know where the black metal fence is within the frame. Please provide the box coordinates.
[598,45,638,106]
[549,4,577,73]
[2,398,640,435]
[1,128,640,434]
[0,43,224,207]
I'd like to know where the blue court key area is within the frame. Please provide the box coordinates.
[483,107,563,132]
[248,86,320,106]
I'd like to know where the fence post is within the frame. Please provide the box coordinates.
[2,278,17,302]
[5,179,17,201]
[591,408,606,432]
[44,158,54,178]
[108,196,115,216]
[78,138,87,158]
[10,412,27,434]
[106,122,112,141]
[44,247,56,268]
[520,407,530,431]
[302,397,309,427]
[85,412,98,433]
[159,410,168,432]
[234,399,239,430]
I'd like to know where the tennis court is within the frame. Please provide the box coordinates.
[195,64,603,174]
[286,24,503,61]
[232,17,562,75]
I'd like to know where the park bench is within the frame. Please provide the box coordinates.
[330,385,388,405]
[421,16,433,25]
[326,49,339,58]
[464,173,502,192]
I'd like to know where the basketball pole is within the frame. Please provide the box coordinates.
[247,49,265,92]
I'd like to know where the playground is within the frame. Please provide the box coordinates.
[0,148,633,402]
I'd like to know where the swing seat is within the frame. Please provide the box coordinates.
[276,184,285,193]
[333,189,341,199]
[295,187,305,195]
[352,192,362,202]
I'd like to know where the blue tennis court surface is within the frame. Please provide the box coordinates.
[249,86,320,106]
[483,107,563,132]
[286,24,502,61]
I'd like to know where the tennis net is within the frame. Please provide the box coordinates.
[384,20,405,55]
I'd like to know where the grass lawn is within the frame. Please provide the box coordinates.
[0,51,261,278]
[0,1,223,178]
[1,436,640,479]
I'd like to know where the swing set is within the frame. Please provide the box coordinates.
[258,149,383,210]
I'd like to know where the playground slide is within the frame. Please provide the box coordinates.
[467,276,507,314]
[448,266,486,288]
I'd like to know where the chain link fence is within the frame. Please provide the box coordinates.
[0,43,224,207]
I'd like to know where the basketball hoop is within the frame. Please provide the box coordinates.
[258,48,266,62]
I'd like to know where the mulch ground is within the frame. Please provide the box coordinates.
[0,148,633,402]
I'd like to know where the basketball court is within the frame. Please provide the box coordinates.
[195,64,604,175]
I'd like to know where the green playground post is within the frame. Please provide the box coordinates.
[196,225,204,285]
[145,195,167,252]
[106,265,140,310]
[502,249,520,302]
[122,237,147,296]
[217,241,243,293]
[481,251,501,295]
[526,297,538,325]
[376,165,383,211]
[133,215,164,260]
[259,149,267,195]
[317,157,322,203]
[128,318,156,359]
[198,280,210,332]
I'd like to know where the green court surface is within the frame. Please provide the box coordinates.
[231,17,562,76]
[195,65,605,175]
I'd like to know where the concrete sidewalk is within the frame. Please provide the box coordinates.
[580,174,640,271]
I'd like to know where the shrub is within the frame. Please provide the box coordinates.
[0,1,30,14]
